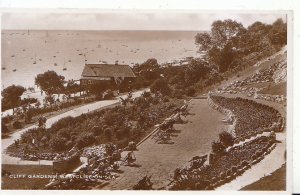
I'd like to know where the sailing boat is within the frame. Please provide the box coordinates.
[63,59,67,71]
[84,53,87,63]
[33,53,37,64]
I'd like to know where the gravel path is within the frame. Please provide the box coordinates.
[101,98,226,190]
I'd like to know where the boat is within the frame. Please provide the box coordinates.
[33,53,37,64]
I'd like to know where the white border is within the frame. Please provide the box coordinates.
[0,0,299,194]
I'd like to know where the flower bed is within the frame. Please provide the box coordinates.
[170,136,276,190]
[7,93,183,159]
[209,95,283,140]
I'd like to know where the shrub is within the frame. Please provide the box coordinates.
[185,86,196,96]
[103,89,114,99]
[172,89,184,99]
[92,126,103,136]
[212,140,226,154]
[226,170,232,177]
[173,168,181,180]
[49,135,67,151]
[150,78,172,96]
[231,166,238,173]
[220,172,226,179]
[2,121,9,133]
[142,91,151,98]
[76,133,95,149]
[241,160,249,167]
[104,128,113,140]
[195,180,210,190]
[219,131,234,147]
[2,116,12,124]
[13,120,22,129]
[24,111,33,124]
[51,116,75,131]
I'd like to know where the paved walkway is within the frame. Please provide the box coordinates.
[1,89,149,165]
[101,98,226,190]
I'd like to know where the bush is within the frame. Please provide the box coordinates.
[212,140,226,154]
[172,89,184,99]
[185,86,196,96]
[104,128,113,140]
[195,180,210,190]
[2,121,9,133]
[226,169,232,177]
[231,166,238,173]
[241,160,249,167]
[219,131,234,147]
[51,116,75,131]
[103,89,114,99]
[142,91,151,98]
[150,78,172,96]
[2,116,12,124]
[49,135,67,151]
[76,133,95,149]
[92,126,103,136]
[13,120,22,129]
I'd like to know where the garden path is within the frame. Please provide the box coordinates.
[101,98,226,190]
[1,89,149,165]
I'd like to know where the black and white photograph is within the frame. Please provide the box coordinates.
[0,8,291,192]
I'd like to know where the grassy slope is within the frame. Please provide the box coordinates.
[2,165,53,190]
[260,81,287,96]
[241,164,286,191]
[213,50,287,190]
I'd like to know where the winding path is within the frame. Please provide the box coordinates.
[1,89,149,165]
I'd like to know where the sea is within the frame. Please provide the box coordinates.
[1,30,201,88]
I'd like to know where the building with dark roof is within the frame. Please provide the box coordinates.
[80,64,136,86]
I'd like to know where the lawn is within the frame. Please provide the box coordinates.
[241,163,286,191]
[2,164,54,190]
[260,82,287,96]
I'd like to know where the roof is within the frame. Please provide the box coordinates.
[81,64,136,79]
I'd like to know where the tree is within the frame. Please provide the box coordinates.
[195,32,212,52]
[195,19,246,72]
[88,82,108,98]
[35,70,65,95]
[2,85,26,114]
[133,58,161,84]
[65,80,80,98]
[150,78,172,96]
[49,135,67,151]
[211,140,226,154]
[184,59,210,85]
[268,18,287,49]
[2,121,8,133]
[211,19,246,49]
[243,21,271,53]
[219,131,234,147]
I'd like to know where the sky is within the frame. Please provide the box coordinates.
[1,12,287,31]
